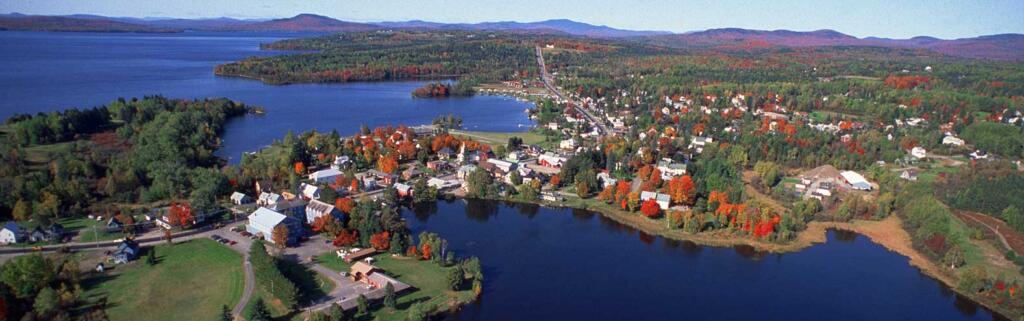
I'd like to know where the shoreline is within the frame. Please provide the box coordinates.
[474,195,1018,319]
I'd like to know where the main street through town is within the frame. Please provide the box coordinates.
[535,46,610,135]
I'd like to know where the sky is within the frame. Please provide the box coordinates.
[1,0,1022,39]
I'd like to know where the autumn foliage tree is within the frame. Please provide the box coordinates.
[640,199,661,218]
[167,202,193,227]
[370,231,391,251]
[294,162,305,175]
[335,197,355,214]
[378,154,399,174]
[272,225,290,248]
[332,229,358,247]
[421,243,432,260]
[666,175,695,205]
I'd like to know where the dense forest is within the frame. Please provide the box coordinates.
[0,96,250,223]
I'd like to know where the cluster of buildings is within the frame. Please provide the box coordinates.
[794,165,873,202]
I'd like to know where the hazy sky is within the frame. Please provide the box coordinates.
[2,0,1022,39]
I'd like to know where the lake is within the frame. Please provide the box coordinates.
[405,200,1004,321]
[0,30,1005,320]
[0,31,534,162]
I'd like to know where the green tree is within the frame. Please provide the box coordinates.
[1002,205,1024,232]
[407,303,427,321]
[33,287,58,317]
[320,184,338,204]
[383,282,396,309]
[356,294,368,317]
[146,248,157,266]
[220,304,233,321]
[247,298,271,321]
[0,255,54,299]
[446,266,463,291]
[329,303,349,321]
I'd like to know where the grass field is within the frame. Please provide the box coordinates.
[450,130,551,149]
[82,239,244,321]
[315,253,476,321]
[918,165,962,183]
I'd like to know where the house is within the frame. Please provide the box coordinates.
[111,239,140,264]
[305,199,340,224]
[332,156,352,170]
[541,191,564,202]
[457,165,478,180]
[597,172,618,189]
[29,224,64,243]
[689,136,713,154]
[247,207,303,246]
[402,167,423,181]
[365,169,396,185]
[257,192,285,207]
[486,158,517,173]
[230,192,253,205]
[656,159,687,180]
[560,138,577,150]
[910,147,927,159]
[538,153,567,168]
[970,150,989,160]
[106,216,124,230]
[308,168,343,184]
[0,222,24,244]
[900,169,918,181]
[395,183,413,198]
[505,151,525,162]
[426,160,449,171]
[360,177,380,191]
[299,183,321,200]
[350,261,412,292]
[640,191,671,210]
[942,135,965,146]
[344,248,377,263]
[437,147,455,160]
[840,171,872,190]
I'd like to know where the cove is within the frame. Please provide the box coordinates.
[0,31,534,162]
[404,199,1004,321]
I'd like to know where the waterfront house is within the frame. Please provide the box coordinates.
[640,191,671,210]
[247,207,302,246]
[395,183,413,198]
[230,192,253,205]
[597,172,618,189]
[305,199,340,224]
[0,222,24,244]
[309,168,343,184]
[457,165,478,180]
[344,248,377,263]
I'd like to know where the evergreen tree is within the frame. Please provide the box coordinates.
[383,282,396,309]
[146,248,157,266]
[356,294,368,317]
[220,304,233,321]
[247,298,271,321]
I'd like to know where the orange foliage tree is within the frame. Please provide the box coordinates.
[666,175,695,205]
[421,243,432,260]
[378,154,399,174]
[370,231,391,251]
[332,229,358,247]
[335,197,355,214]
[272,224,290,247]
[549,175,561,187]
[294,162,305,175]
[311,215,338,234]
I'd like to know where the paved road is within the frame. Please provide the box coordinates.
[535,46,610,135]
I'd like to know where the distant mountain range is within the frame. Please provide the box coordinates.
[2,13,1021,60]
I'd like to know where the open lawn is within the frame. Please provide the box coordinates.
[450,130,551,149]
[82,239,244,321]
[918,165,961,183]
[316,254,475,321]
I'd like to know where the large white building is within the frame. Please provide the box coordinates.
[247,207,302,246]
[840,171,872,191]
[308,168,343,184]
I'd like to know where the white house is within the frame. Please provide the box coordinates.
[900,169,918,181]
[640,191,671,210]
[332,156,352,170]
[689,137,713,154]
[0,222,23,244]
[559,138,577,150]
[230,192,252,205]
[597,172,618,189]
[942,135,965,146]
[305,199,338,224]
[247,207,301,245]
[656,159,687,180]
[486,158,517,173]
[910,147,927,159]
[308,168,343,184]
[840,171,872,190]
[257,192,285,207]
[299,183,321,200]
[538,153,567,168]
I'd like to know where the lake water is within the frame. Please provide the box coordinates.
[405,200,1003,321]
[0,31,534,162]
[0,31,1006,320]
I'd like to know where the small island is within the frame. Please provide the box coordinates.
[411,82,475,98]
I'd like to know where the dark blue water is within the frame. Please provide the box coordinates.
[0,31,533,162]
[406,200,1003,321]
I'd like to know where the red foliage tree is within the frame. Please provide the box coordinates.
[406,245,419,257]
[549,175,561,187]
[640,199,661,218]
[294,162,305,175]
[378,154,399,174]
[311,215,337,233]
[167,202,193,227]
[666,175,695,205]
[370,231,391,251]
[332,229,359,247]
